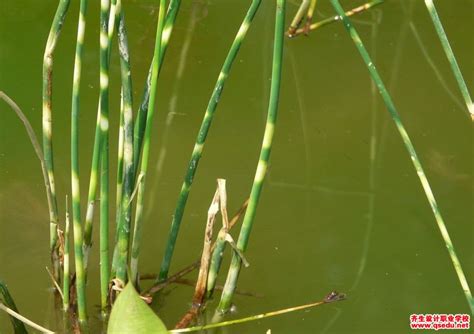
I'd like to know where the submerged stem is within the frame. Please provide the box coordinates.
[330,0,474,314]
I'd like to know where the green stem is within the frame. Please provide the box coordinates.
[424,0,473,120]
[330,0,474,315]
[217,0,285,312]
[71,0,89,322]
[305,0,317,27]
[115,100,124,233]
[63,196,71,310]
[290,0,384,38]
[42,0,71,283]
[125,0,167,286]
[205,231,226,298]
[0,281,28,334]
[115,0,135,284]
[100,139,110,313]
[114,0,128,233]
[158,0,263,283]
[83,0,118,268]
[133,0,182,172]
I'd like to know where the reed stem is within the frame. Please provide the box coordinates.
[157,0,263,283]
[100,140,110,313]
[290,0,384,38]
[126,0,167,286]
[113,0,135,284]
[133,0,182,171]
[115,101,124,233]
[304,0,317,31]
[217,0,285,312]
[83,0,118,268]
[42,0,71,282]
[71,0,89,321]
[424,0,473,120]
[63,196,71,310]
[114,1,126,227]
[206,198,248,298]
[330,0,474,315]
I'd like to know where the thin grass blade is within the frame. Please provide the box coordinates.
[330,0,474,314]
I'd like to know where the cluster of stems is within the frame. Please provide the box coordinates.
[35,0,472,327]
[40,0,289,323]
[158,0,263,283]
[42,0,183,323]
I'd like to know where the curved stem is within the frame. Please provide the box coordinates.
[71,0,89,321]
[42,0,71,283]
[330,0,474,314]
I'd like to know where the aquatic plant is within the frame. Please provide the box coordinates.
[70,0,89,322]
[218,0,286,313]
[128,0,167,286]
[330,0,474,314]
[2,0,472,331]
[158,0,263,283]
[42,0,71,282]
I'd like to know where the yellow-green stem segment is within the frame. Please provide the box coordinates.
[42,0,71,283]
[218,0,285,312]
[157,0,263,283]
[330,0,474,314]
[71,0,89,322]
[83,0,118,270]
[126,0,167,285]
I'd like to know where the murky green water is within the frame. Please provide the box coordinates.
[1,0,472,333]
